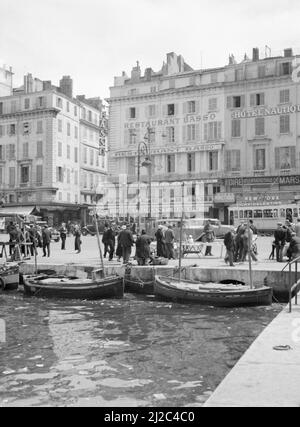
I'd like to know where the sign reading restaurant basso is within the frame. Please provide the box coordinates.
[232,104,300,119]
[124,113,217,129]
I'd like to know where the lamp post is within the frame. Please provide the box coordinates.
[137,140,152,233]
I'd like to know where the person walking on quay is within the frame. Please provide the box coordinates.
[42,225,51,257]
[287,232,300,261]
[165,225,175,260]
[155,225,166,258]
[74,224,82,254]
[135,230,152,265]
[234,222,246,262]
[28,224,38,256]
[295,218,300,238]
[59,222,67,250]
[115,226,123,262]
[203,220,215,257]
[102,226,110,258]
[274,222,287,262]
[119,224,134,264]
[105,223,116,261]
[224,228,236,267]
[241,226,258,262]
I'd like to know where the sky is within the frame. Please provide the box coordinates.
[1,0,300,101]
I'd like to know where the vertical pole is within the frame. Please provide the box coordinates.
[178,183,185,282]
[247,214,253,290]
[94,206,105,277]
[137,145,141,234]
[289,263,292,313]
[148,127,152,222]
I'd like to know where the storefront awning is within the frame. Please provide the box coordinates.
[0,206,39,217]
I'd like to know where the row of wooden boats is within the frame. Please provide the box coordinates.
[0,262,273,307]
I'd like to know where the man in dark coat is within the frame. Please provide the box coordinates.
[234,222,246,262]
[224,228,235,266]
[105,224,115,261]
[59,222,67,250]
[119,224,134,264]
[203,220,215,256]
[165,225,175,259]
[42,225,51,257]
[135,230,152,265]
[274,222,287,262]
[287,233,300,261]
[102,226,109,258]
[155,225,166,257]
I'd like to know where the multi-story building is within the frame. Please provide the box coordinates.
[0,73,107,226]
[107,49,300,224]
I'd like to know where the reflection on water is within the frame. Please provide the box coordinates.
[0,292,282,407]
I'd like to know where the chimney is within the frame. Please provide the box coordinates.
[59,75,73,98]
[24,73,33,93]
[252,48,259,61]
[43,80,52,90]
[145,67,153,81]
[284,48,293,57]
[131,61,141,81]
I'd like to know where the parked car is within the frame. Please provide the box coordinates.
[81,225,96,236]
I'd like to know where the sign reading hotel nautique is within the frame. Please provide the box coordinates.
[232,104,300,119]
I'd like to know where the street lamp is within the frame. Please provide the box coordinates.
[137,140,151,233]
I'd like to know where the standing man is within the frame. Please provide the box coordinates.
[119,224,134,264]
[102,226,109,258]
[165,225,175,260]
[155,225,166,258]
[274,222,287,262]
[203,220,215,257]
[106,223,116,261]
[74,224,82,254]
[224,228,236,267]
[42,225,51,257]
[295,218,300,238]
[60,222,67,250]
[135,230,152,265]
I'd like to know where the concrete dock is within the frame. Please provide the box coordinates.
[204,300,300,407]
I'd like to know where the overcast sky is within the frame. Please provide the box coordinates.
[1,0,300,100]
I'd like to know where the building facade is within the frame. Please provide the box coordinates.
[106,49,300,224]
[0,73,107,226]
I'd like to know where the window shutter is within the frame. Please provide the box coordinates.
[217,122,222,139]
[236,150,241,170]
[145,106,149,119]
[261,93,265,105]
[182,125,187,143]
[250,94,255,107]
[183,102,187,114]
[135,108,139,120]
[290,146,296,168]
[126,108,130,120]
[124,129,129,145]
[204,123,208,141]
[227,96,232,109]
[280,90,284,104]
[195,124,200,141]
[195,100,200,114]
[174,104,179,115]
[56,167,59,182]
[163,105,168,116]
[226,151,231,171]
[241,95,245,108]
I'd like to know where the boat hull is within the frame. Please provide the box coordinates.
[154,276,273,307]
[0,264,19,291]
[23,275,124,300]
[124,279,154,295]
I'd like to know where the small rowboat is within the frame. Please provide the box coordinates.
[154,275,273,307]
[23,273,124,300]
[0,263,20,291]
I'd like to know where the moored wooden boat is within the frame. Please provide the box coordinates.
[23,273,124,300]
[124,278,154,295]
[154,275,273,307]
[0,263,19,291]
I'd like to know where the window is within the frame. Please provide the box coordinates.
[187,153,195,172]
[90,149,94,165]
[148,105,156,117]
[67,123,71,136]
[24,98,30,110]
[23,142,29,158]
[254,148,266,170]
[209,152,218,171]
[83,173,87,188]
[0,125,4,137]
[57,167,63,182]
[66,102,70,112]
[250,93,265,106]
[187,101,196,114]
[258,65,266,78]
[84,147,87,164]
[58,192,62,201]
[56,97,62,108]
[23,122,30,135]
[67,193,71,202]
[167,126,175,143]
[167,154,175,173]
[0,145,3,160]
[36,165,43,185]
[204,122,222,141]
[280,62,291,76]
[208,98,217,111]
[82,108,86,120]
[0,167,2,185]
[58,142,62,157]
[231,119,241,137]
[20,166,29,183]
[129,88,137,95]
[9,124,16,136]
[90,173,93,189]
[58,119,62,132]
[226,150,241,171]
[255,117,265,136]
[74,170,78,185]
[235,69,243,81]
[11,101,17,113]
[74,147,78,163]
[37,141,43,157]
[280,89,290,104]
[129,107,136,119]
[211,73,218,83]
[150,86,157,93]
[67,169,70,184]
[9,167,15,187]
[74,106,77,116]
[280,115,290,134]
[8,144,15,160]
[96,154,99,167]
[275,146,296,169]
[75,126,78,139]
[227,95,245,109]
[37,96,44,108]
[37,120,43,134]
[88,111,92,122]
[233,96,241,108]
[127,157,136,176]
[187,124,196,141]
[0,102,3,115]
[167,104,175,116]
[67,145,70,159]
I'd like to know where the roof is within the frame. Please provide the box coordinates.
[0,206,39,217]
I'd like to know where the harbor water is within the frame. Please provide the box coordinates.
[0,292,282,407]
